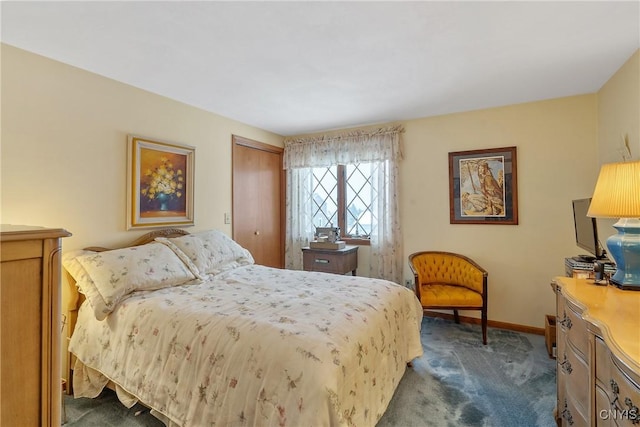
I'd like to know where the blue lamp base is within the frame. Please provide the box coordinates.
[607,218,640,290]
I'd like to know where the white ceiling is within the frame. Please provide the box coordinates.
[2,1,639,136]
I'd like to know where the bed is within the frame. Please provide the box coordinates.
[63,228,423,426]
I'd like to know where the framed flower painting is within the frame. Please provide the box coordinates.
[127,135,195,229]
[448,146,518,225]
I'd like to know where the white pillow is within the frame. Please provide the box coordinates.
[74,242,198,319]
[156,229,254,276]
[62,249,113,321]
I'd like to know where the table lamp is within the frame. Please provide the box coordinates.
[587,160,640,290]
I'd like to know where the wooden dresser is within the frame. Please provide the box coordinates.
[553,276,640,426]
[1,225,71,426]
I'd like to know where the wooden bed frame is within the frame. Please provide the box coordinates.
[64,228,190,395]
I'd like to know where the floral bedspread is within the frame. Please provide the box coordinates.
[69,265,423,427]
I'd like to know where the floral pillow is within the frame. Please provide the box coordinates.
[62,249,113,321]
[156,229,254,277]
[73,243,199,320]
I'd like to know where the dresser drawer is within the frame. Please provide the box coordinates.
[561,339,590,419]
[560,299,589,359]
[561,394,589,427]
[594,337,640,427]
[596,384,616,427]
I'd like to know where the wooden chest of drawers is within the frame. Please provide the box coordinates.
[1,225,71,426]
[553,277,640,427]
[302,246,358,276]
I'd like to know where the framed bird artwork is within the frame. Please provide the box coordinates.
[448,146,518,225]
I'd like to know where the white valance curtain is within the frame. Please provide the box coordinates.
[283,125,404,284]
[283,125,404,168]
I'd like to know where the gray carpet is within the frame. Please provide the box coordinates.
[63,317,556,426]
[377,317,556,427]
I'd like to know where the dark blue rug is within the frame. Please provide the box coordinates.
[64,316,556,426]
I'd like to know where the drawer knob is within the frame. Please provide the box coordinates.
[609,379,640,424]
[623,398,639,424]
[562,399,574,425]
[315,259,330,264]
[610,379,620,395]
[559,312,572,329]
[254,231,260,236]
[560,354,573,374]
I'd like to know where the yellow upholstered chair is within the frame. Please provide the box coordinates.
[408,251,488,344]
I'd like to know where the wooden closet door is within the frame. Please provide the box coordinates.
[232,135,284,268]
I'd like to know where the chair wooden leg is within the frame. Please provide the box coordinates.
[453,310,460,324]
[482,314,488,345]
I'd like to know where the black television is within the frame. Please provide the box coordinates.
[572,198,606,261]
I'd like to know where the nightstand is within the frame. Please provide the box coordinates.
[302,246,358,275]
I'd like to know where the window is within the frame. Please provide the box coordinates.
[283,125,403,282]
[311,163,374,243]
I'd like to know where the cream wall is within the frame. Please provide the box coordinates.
[400,95,598,327]
[1,44,283,252]
[597,49,640,164]
[594,50,640,248]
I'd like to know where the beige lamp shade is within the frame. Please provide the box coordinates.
[587,160,640,218]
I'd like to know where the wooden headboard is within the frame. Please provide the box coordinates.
[64,228,190,393]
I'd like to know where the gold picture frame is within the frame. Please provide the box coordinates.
[127,135,195,229]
